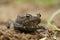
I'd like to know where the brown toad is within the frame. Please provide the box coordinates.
[7,13,49,33]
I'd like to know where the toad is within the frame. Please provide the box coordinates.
[7,13,49,33]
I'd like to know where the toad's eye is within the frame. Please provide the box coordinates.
[26,14,32,18]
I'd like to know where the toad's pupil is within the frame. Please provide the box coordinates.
[26,15,30,17]
[26,14,32,18]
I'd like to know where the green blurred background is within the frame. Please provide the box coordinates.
[0,0,60,6]
[16,0,60,6]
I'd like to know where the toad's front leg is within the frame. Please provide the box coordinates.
[36,25,49,35]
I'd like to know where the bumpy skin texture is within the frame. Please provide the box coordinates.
[16,14,41,26]
[15,14,41,32]
[7,13,49,33]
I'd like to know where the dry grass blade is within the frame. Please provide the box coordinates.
[47,9,60,31]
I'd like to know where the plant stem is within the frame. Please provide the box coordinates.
[49,9,60,22]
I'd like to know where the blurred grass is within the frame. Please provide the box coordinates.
[0,0,59,6]
[16,0,60,6]
[0,0,14,4]
[34,0,60,6]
